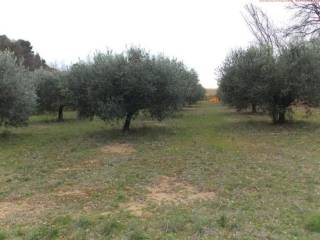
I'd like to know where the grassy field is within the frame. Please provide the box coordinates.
[1,102,320,239]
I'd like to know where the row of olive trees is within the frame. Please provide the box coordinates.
[67,48,205,131]
[218,39,320,123]
[0,48,205,131]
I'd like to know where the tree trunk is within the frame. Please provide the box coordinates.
[272,109,286,124]
[57,105,64,122]
[252,104,257,113]
[272,111,278,124]
[122,113,133,132]
[278,111,286,124]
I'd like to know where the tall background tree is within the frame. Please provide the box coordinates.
[287,0,320,37]
[243,3,286,51]
[0,51,36,126]
[0,35,47,70]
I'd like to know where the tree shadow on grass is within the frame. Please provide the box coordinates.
[86,125,177,146]
[29,117,80,125]
[218,107,320,133]
[183,106,199,111]
[220,116,320,135]
[0,130,31,145]
[220,108,266,117]
[0,118,178,150]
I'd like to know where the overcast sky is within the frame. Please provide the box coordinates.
[0,0,291,88]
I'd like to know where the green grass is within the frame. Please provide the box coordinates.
[1,103,320,239]
[306,215,320,233]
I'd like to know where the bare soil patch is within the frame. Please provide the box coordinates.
[123,176,215,216]
[124,202,145,217]
[0,184,102,224]
[101,143,136,155]
[0,197,54,224]
[54,189,89,198]
[52,185,101,199]
[55,159,104,173]
[0,201,34,220]
[146,176,215,204]
[55,167,84,172]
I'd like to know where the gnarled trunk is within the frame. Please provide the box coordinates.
[252,104,257,113]
[57,105,64,122]
[278,111,286,124]
[272,109,286,124]
[122,113,133,132]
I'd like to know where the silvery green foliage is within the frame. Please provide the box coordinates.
[218,46,275,112]
[91,48,204,131]
[0,51,36,126]
[70,48,204,131]
[218,40,320,123]
[34,68,71,119]
[68,62,96,119]
[269,39,320,122]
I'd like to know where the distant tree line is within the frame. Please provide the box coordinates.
[0,35,48,71]
[0,44,205,131]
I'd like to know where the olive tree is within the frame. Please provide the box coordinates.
[218,40,320,123]
[218,46,274,113]
[0,51,36,127]
[34,69,71,121]
[179,69,205,105]
[92,48,186,131]
[269,40,320,123]
[70,48,203,131]
[68,62,96,120]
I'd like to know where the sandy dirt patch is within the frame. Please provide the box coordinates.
[0,198,54,223]
[101,143,136,155]
[123,176,215,216]
[55,159,104,173]
[146,176,215,204]
[54,189,89,198]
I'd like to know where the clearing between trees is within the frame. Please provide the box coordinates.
[0,102,320,239]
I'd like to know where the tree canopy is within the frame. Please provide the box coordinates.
[218,46,274,113]
[34,69,71,121]
[218,40,320,123]
[69,48,205,131]
[0,51,36,127]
